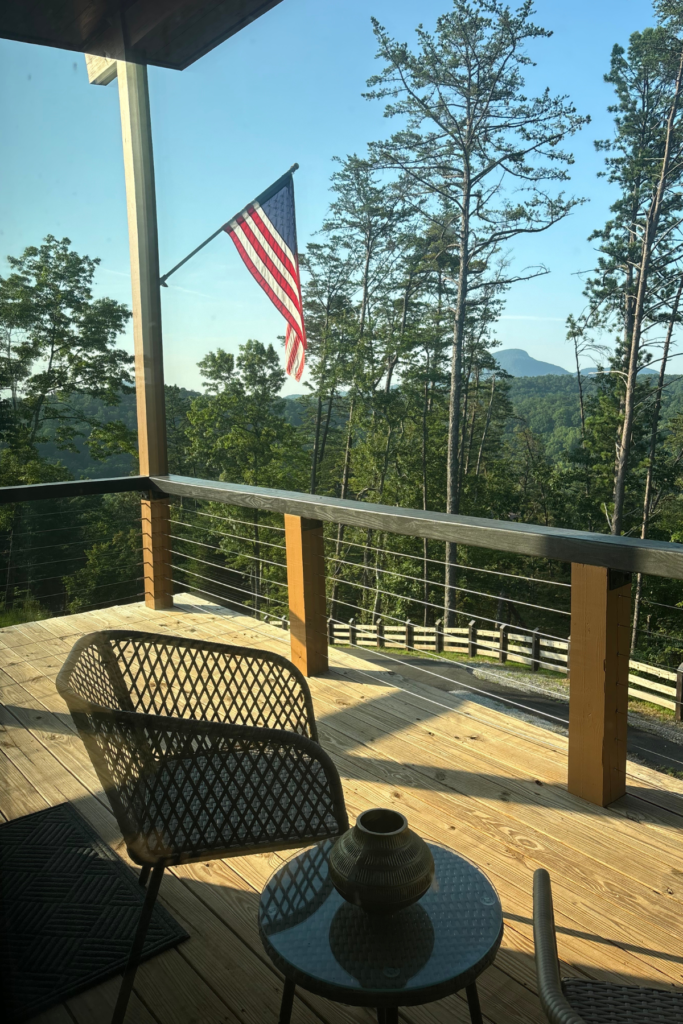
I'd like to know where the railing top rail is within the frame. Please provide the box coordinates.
[2,473,682,579]
[0,476,152,504]
[153,475,683,580]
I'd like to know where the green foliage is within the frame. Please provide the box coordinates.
[0,236,133,485]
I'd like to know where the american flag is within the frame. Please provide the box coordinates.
[224,168,307,381]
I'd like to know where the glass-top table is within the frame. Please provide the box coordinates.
[258,840,504,1024]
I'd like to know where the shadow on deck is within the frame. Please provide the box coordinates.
[1,593,682,1024]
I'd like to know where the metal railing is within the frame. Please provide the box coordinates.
[1,472,681,804]
[0,489,145,618]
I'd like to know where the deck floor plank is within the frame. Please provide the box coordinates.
[1,595,682,1024]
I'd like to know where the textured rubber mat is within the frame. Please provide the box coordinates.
[0,802,188,1023]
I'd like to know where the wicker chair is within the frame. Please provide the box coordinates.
[533,869,683,1023]
[56,630,349,1024]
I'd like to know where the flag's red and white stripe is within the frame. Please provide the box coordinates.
[226,200,306,381]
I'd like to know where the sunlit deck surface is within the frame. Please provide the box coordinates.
[2,593,683,1024]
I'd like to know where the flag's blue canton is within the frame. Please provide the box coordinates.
[261,180,297,255]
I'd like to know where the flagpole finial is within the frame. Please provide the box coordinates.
[289,163,299,173]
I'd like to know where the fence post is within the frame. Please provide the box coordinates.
[676,663,683,724]
[405,619,414,651]
[348,618,357,648]
[468,619,478,658]
[435,618,443,653]
[328,617,335,647]
[376,617,385,649]
[499,624,508,664]
[284,515,328,677]
[568,565,631,807]
[531,627,541,672]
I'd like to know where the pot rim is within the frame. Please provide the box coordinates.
[356,807,408,837]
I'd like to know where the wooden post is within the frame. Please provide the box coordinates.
[468,619,478,658]
[675,663,682,724]
[87,56,172,610]
[348,618,357,648]
[405,619,414,651]
[284,515,328,676]
[499,624,508,664]
[327,617,335,647]
[376,617,385,649]
[531,628,541,672]
[435,618,443,653]
[568,565,631,807]
[118,60,172,610]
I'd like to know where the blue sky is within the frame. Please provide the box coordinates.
[0,0,667,392]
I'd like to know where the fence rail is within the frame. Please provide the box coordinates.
[328,619,680,712]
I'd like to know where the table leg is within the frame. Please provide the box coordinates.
[279,978,295,1024]
[466,983,483,1024]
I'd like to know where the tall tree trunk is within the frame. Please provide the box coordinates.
[318,390,335,470]
[329,398,355,624]
[445,183,470,627]
[631,270,683,652]
[310,394,323,494]
[422,375,431,626]
[462,364,480,478]
[473,375,496,501]
[612,46,683,535]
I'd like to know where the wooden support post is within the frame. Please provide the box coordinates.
[531,627,541,672]
[327,617,335,647]
[499,624,508,664]
[348,619,357,648]
[90,58,172,610]
[376,617,385,649]
[568,565,631,807]
[675,663,682,723]
[284,515,328,676]
[435,618,443,654]
[468,620,478,658]
[405,619,414,651]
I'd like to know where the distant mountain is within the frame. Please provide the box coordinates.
[495,349,571,377]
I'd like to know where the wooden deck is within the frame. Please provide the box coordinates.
[2,593,683,1024]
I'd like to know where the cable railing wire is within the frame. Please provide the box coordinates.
[171,563,286,608]
[169,517,287,551]
[171,535,287,571]
[172,548,288,588]
[169,573,284,621]
[326,593,568,656]
[325,536,572,588]
[325,556,571,617]
[170,504,285,532]
[324,572,570,640]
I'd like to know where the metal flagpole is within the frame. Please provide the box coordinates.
[159,163,299,287]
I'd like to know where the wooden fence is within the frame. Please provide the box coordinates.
[327,618,681,716]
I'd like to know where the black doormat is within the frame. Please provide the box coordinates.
[0,803,188,1023]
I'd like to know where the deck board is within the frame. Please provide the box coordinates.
[1,593,682,1024]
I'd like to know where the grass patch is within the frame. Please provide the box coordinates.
[0,600,49,628]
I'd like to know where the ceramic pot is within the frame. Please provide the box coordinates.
[328,807,435,915]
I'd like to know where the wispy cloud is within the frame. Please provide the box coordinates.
[99,267,129,278]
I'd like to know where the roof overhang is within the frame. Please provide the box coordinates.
[0,1,285,70]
